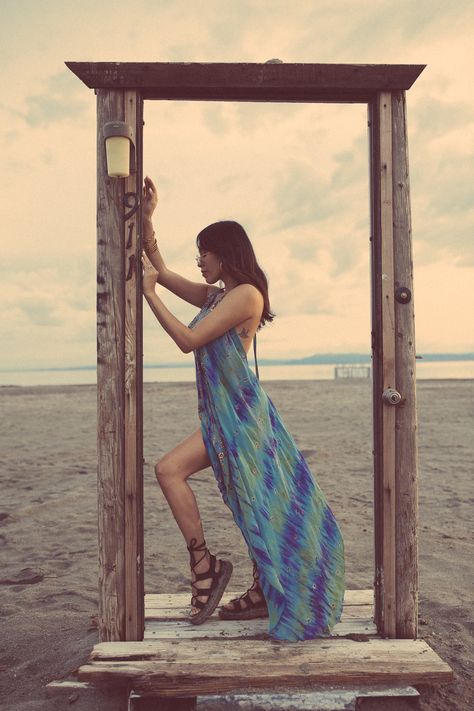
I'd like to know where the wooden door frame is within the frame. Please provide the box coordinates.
[67,62,425,641]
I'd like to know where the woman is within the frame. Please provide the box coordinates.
[142,176,345,641]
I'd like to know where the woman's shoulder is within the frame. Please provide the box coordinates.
[235,282,264,307]
[234,282,263,299]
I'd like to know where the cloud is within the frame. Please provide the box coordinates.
[413,97,474,138]
[24,70,89,127]
[202,104,231,135]
[272,161,338,230]
[1,0,474,373]
[16,296,63,326]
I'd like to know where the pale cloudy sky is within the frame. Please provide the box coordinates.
[1,0,473,370]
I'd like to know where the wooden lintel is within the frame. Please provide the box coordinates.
[66,62,425,102]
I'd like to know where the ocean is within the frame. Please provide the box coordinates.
[1,360,473,387]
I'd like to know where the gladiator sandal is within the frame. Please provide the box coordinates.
[218,560,269,620]
[187,538,233,626]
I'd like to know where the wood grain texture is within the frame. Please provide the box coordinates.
[143,618,377,640]
[96,89,126,642]
[368,99,384,633]
[378,92,397,639]
[144,590,374,622]
[66,62,426,102]
[144,588,374,608]
[77,638,452,694]
[123,91,144,641]
[391,91,418,639]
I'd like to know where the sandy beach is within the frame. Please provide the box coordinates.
[0,379,472,710]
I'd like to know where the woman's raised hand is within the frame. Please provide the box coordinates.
[143,176,158,220]
[142,252,159,297]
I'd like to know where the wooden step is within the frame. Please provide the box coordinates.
[78,637,453,696]
[76,590,452,697]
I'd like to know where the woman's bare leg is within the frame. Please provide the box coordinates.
[155,427,222,614]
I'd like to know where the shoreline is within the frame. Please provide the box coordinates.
[0,375,473,393]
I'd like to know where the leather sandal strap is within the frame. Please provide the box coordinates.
[193,553,217,582]
[227,587,265,612]
[189,549,221,609]
[191,597,207,609]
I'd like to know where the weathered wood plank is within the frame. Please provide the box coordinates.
[368,99,383,633]
[378,92,397,639]
[144,602,373,621]
[66,62,425,102]
[96,89,126,642]
[143,617,377,640]
[144,588,373,609]
[78,638,453,694]
[392,91,418,639]
[124,91,144,640]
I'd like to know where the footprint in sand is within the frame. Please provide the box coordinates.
[0,567,44,585]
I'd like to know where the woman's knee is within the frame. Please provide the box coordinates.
[155,455,174,487]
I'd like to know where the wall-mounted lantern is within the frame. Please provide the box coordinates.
[103,121,136,178]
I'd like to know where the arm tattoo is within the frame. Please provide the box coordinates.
[237,327,250,339]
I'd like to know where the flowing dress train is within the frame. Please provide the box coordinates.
[189,288,345,641]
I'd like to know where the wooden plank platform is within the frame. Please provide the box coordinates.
[144,589,376,640]
[76,589,453,696]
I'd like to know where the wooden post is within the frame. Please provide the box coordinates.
[370,91,418,639]
[369,93,396,638]
[96,89,144,642]
[392,91,418,639]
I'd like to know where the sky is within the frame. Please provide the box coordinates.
[1,0,473,370]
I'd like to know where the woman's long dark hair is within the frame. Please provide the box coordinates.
[196,220,274,328]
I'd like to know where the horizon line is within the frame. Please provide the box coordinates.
[1,351,474,373]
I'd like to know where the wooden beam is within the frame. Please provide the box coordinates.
[77,638,453,694]
[379,92,397,639]
[369,99,382,634]
[66,62,425,102]
[96,89,126,642]
[123,91,145,641]
[96,89,144,642]
[392,91,418,639]
[369,94,398,638]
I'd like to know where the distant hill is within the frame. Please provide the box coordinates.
[4,353,471,373]
[255,352,474,366]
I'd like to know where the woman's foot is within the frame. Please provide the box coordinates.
[187,538,233,625]
[218,560,269,620]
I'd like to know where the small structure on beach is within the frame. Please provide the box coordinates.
[60,61,452,707]
[334,364,371,379]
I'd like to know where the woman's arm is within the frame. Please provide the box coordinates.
[142,257,263,353]
[142,177,215,308]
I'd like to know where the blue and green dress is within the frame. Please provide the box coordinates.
[189,288,345,641]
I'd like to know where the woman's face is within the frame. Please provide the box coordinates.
[196,249,221,283]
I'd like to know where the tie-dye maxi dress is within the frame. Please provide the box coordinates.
[189,288,345,641]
